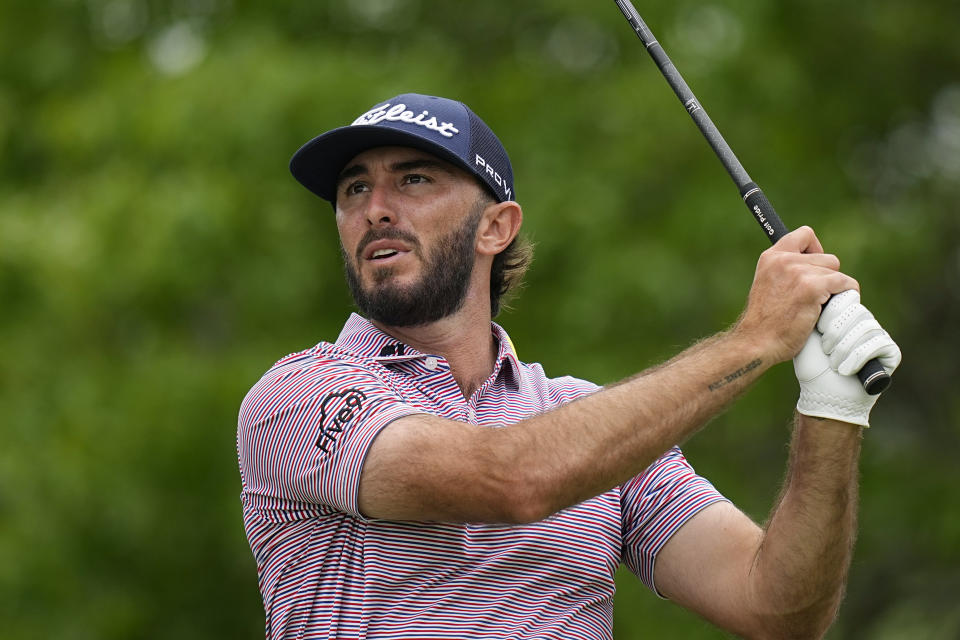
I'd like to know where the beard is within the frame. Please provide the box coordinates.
[342,201,485,327]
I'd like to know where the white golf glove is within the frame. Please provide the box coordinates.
[793,290,902,427]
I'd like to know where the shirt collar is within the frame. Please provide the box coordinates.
[490,321,522,390]
[335,313,423,362]
[334,313,522,389]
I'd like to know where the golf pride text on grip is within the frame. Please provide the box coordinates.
[737,182,890,395]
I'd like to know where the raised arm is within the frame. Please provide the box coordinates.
[651,414,861,639]
[358,226,862,523]
[650,282,901,638]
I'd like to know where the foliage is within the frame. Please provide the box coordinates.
[2,0,958,637]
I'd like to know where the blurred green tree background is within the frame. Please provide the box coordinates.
[2,0,958,637]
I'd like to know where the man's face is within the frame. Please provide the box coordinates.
[334,146,490,327]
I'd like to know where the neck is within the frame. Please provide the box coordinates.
[371,301,498,399]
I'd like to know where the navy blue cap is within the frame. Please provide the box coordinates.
[290,93,515,204]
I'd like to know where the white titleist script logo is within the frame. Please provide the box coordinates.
[475,154,512,200]
[352,103,460,138]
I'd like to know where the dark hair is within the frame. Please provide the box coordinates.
[490,233,533,317]
[473,185,533,317]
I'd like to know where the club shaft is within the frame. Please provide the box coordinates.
[614,0,751,189]
[613,0,889,395]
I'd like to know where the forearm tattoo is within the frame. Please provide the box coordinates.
[708,358,762,391]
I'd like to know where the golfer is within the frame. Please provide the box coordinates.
[237,93,901,639]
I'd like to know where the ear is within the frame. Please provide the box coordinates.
[476,200,523,256]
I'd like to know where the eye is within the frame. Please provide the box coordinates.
[403,174,430,185]
[343,181,369,196]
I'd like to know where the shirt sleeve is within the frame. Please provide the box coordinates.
[620,446,729,596]
[237,355,421,519]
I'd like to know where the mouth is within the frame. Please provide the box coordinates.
[361,239,414,263]
[370,248,402,260]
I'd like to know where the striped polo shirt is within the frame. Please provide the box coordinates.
[237,313,727,639]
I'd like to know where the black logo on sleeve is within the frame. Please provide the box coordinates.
[315,388,368,451]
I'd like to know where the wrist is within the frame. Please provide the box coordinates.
[718,329,775,379]
[796,386,874,427]
[690,330,774,397]
[728,319,790,368]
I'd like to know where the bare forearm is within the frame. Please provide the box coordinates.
[509,330,769,520]
[361,329,770,522]
[749,414,862,637]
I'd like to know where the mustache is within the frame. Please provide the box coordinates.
[355,228,422,262]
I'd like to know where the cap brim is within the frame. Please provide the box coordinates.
[289,125,475,203]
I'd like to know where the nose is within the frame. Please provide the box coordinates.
[364,186,397,228]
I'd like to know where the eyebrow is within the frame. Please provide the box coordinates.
[336,158,457,190]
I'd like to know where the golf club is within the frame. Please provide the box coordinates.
[613,0,890,395]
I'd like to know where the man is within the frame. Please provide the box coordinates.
[237,93,901,639]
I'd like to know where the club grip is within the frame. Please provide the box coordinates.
[821,293,890,395]
[740,183,789,243]
[857,357,890,395]
[739,183,890,396]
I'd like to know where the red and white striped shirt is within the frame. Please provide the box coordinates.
[238,314,727,639]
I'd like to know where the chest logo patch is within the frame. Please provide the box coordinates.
[316,388,368,451]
